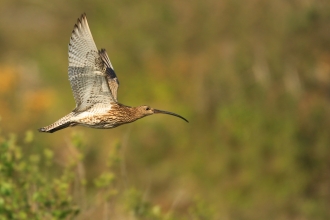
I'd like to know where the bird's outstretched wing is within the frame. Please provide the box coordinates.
[68,14,116,112]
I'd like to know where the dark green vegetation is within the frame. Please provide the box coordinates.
[1,0,330,219]
[0,131,209,219]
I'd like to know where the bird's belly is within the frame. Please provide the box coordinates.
[73,112,117,129]
[80,123,116,129]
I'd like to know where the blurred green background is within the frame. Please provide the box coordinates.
[1,0,330,219]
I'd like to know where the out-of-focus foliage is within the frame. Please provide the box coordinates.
[0,131,79,219]
[1,0,330,219]
[0,130,210,219]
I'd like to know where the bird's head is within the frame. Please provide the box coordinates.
[135,105,188,122]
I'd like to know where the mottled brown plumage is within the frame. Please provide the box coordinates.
[38,14,188,133]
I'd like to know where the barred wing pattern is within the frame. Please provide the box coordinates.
[68,14,118,111]
[99,49,119,102]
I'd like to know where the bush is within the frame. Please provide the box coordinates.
[0,130,211,220]
[0,131,79,219]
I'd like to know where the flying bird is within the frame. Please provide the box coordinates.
[39,14,188,133]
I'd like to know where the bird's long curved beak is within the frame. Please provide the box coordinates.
[153,109,189,122]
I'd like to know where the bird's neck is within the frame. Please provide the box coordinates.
[113,103,143,123]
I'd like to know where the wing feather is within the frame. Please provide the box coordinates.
[99,49,119,102]
[68,14,115,111]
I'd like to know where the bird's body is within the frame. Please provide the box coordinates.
[39,14,187,133]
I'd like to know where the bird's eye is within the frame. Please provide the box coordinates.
[145,107,150,111]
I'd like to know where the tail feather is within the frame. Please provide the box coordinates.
[38,122,72,133]
[38,112,76,133]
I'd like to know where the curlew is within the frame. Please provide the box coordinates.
[39,14,188,133]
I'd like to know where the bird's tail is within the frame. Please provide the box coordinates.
[38,112,76,133]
